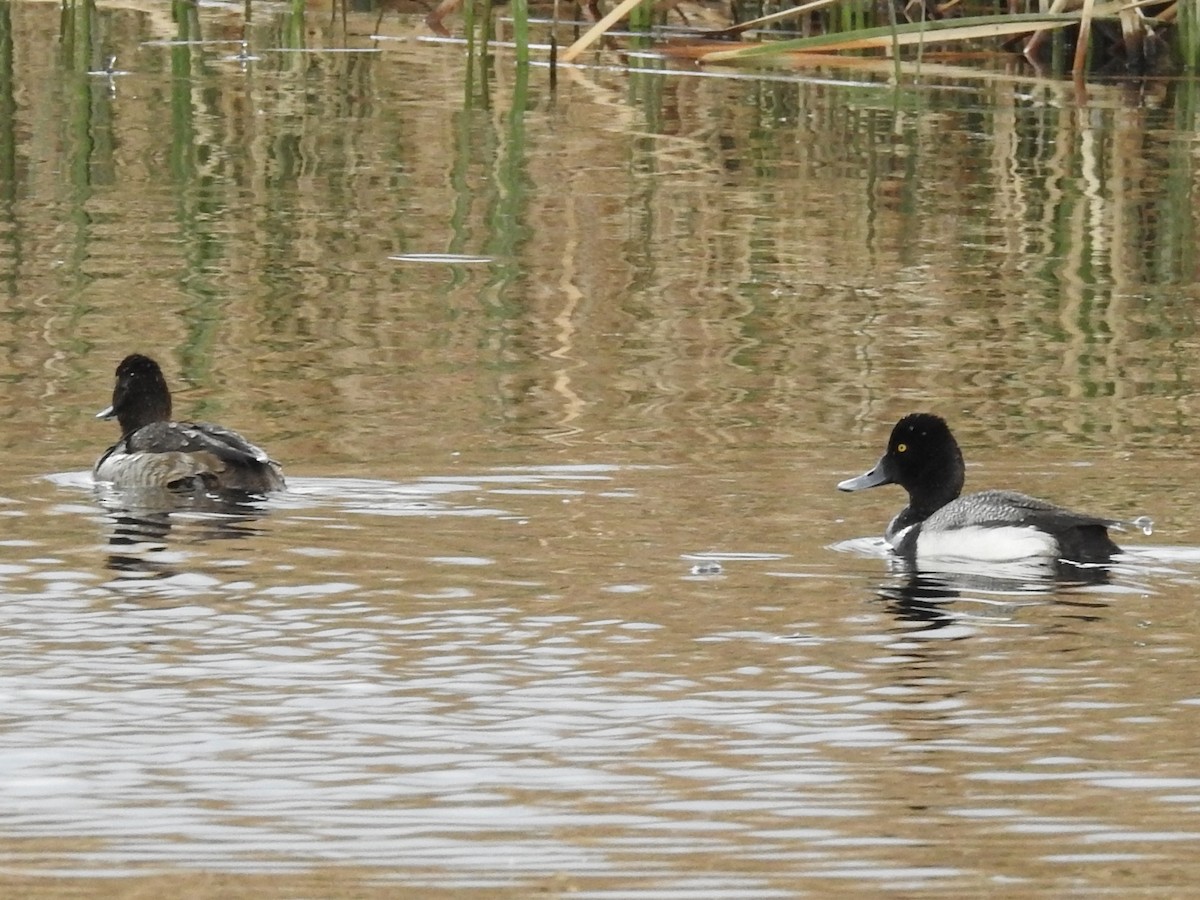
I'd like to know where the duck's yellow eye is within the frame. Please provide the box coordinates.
[896,443,907,453]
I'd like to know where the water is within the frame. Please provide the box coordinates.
[8,463,1200,895]
[3,0,1200,895]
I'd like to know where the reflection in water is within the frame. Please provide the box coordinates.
[838,537,1123,631]
[94,483,271,576]
[6,465,1200,894]
[877,565,1112,633]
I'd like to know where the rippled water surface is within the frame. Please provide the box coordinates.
[3,0,1200,896]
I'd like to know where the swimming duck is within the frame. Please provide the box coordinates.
[838,413,1131,564]
[94,354,285,493]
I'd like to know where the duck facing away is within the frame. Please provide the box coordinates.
[837,413,1136,565]
[94,354,285,494]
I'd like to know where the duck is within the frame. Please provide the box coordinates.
[837,413,1136,565]
[94,353,285,493]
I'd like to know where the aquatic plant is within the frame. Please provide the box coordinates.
[551,0,1188,78]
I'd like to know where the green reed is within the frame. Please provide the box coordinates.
[629,0,652,31]
[837,0,870,34]
[512,0,529,66]
[1180,0,1200,73]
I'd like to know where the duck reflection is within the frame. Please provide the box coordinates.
[878,559,1112,630]
[94,483,271,576]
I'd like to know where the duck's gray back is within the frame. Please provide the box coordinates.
[926,489,1118,531]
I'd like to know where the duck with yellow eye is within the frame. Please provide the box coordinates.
[837,413,1148,567]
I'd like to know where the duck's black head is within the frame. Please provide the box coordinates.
[97,353,173,436]
[838,413,965,516]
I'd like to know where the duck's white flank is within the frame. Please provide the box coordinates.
[912,524,1060,563]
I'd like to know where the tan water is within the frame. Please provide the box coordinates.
[2,1,1200,896]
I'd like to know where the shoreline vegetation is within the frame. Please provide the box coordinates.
[415,0,1197,79]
